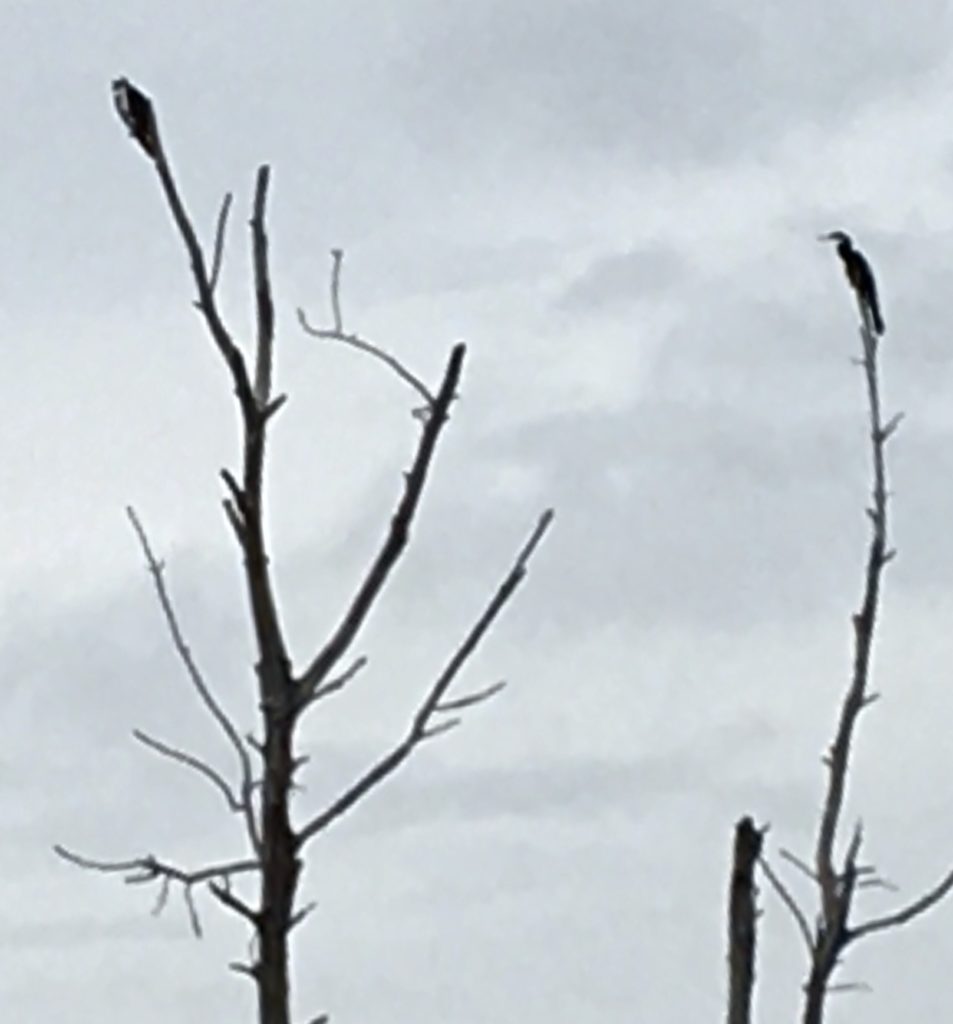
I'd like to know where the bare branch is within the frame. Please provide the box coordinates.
[878,411,904,442]
[262,394,288,422]
[420,717,461,741]
[53,845,259,885]
[209,878,260,926]
[815,323,889,931]
[297,251,434,405]
[780,847,819,883]
[53,846,143,874]
[848,865,953,943]
[436,679,506,712]
[220,468,247,517]
[827,982,872,995]
[296,508,554,848]
[208,191,233,294]
[144,105,256,415]
[289,900,317,932]
[297,656,368,711]
[758,855,814,953]
[125,506,260,854]
[297,308,436,407]
[152,875,171,917]
[330,247,343,333]
[250,165,274,407]
[55,843,258,936]
[183,885,202,938]
[801,309,909,1024]
[299,344,466,693]
[132,728,241,812]
[409,510,554,730]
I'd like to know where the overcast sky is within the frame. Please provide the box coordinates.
[4,2,953,1022]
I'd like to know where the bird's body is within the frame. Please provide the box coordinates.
[111,77,158,159]
[820,230,885,335]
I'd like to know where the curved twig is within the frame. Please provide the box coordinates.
[297,307,435,406]
[132,728,242,812]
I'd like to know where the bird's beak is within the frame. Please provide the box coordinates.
[817,232,835,242]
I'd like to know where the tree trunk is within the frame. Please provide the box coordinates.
[257,710,300,1024]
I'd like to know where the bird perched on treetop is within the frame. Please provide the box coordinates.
[111,77,158,159]
[819,230,885,336]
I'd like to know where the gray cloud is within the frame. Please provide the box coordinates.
[4,3,953,1023]
[388,0,949,167]
[556,245,687,312]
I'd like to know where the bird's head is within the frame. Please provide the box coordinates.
[818,230,852,246]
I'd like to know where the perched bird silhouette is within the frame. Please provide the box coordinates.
[111,77,158,159]
[819,230,885,335]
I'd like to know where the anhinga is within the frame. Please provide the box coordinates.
[111,77,158,159]
[819,230,885,335]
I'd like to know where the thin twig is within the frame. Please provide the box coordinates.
[297,308,436,406]
[132,728,242,812]
[208,192,233,294]
[296,508,554,848]
[289,900,317,931]
[183,885,202,937]
[826,982,872,995]
[436,680,507,712]
[53,845,259,883]
[297,656,368,710]
[758,856,813,952]
[780,847,819,883]
[125,506,260,855]
[848,865,953,943]
[330,247,343,333]
[298,250,434,404]
[54,842,258,937]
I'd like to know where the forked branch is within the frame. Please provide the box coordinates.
[140,93,255,415]
[297,249,436,406]
[296,508,554,847]
[848,864,953,943]
[53,844,259,938]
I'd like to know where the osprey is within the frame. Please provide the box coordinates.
[111,77,158,159]
[819,230,885,336]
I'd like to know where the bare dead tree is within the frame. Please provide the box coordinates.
[57,78,553,1024]
[744,259,953,1024]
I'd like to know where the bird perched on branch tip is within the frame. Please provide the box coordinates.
[819,230,885,336]
[111,77,158,159]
